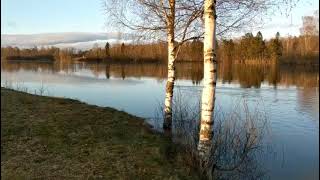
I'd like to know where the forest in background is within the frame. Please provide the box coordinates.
[1,32,319,64]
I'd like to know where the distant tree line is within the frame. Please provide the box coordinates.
[1,46,75,62]
[1,32,318,63]
[218,32,283,63]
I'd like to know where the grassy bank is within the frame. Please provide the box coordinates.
[1,88,199,179]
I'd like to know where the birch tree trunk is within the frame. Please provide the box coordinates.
[198,0,217,157]
[163,0,176,131]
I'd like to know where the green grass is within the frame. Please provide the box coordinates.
[1,88,199,179]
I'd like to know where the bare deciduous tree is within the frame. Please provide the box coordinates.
[198,0,299,164]
[103,0,203,131]
[102,0,298,131]
[198,0,217,158]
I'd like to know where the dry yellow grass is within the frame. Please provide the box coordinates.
[1,88,200,179]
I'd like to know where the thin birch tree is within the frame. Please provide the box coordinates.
[102,0,298,134]
[197,0,299,160]
[198,0,217,158]
[103,0,203,131]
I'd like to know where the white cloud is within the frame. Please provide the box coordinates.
[52,39,133,50]
[1,32,135,49]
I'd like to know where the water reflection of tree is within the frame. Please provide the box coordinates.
[188,62,203,85]
[1,61,318,88]
[279,65,319,87]
[233,64,266,88]
[121,64,126,80]
[207,111,269,180]
[220,60,233,84]
[105,63,110,79]
[296,87,319,120]
[267,61,280,88]
[91,64,101,78]
[163,93,270,180]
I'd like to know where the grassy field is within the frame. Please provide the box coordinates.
[1,88,199,179]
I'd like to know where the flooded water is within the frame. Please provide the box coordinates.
[1,60,319,180]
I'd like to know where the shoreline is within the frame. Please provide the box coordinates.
[1,88,199,179]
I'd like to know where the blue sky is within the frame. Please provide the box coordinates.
[1,0,319,39]
[1,0,107,34]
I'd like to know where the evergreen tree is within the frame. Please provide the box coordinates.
[105,42,110,57]
[255,31,266,59]
[268,32,283,59]
[121,43,125,54]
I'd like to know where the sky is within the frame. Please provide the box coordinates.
[1,0,107,34]
[1,0,319,40]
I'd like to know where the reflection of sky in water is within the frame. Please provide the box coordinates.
[1,66,319,180]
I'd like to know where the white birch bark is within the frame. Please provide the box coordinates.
[163,0,176,131]
[198,0,217,157]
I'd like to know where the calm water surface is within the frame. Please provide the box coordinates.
[1,61,319,180]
